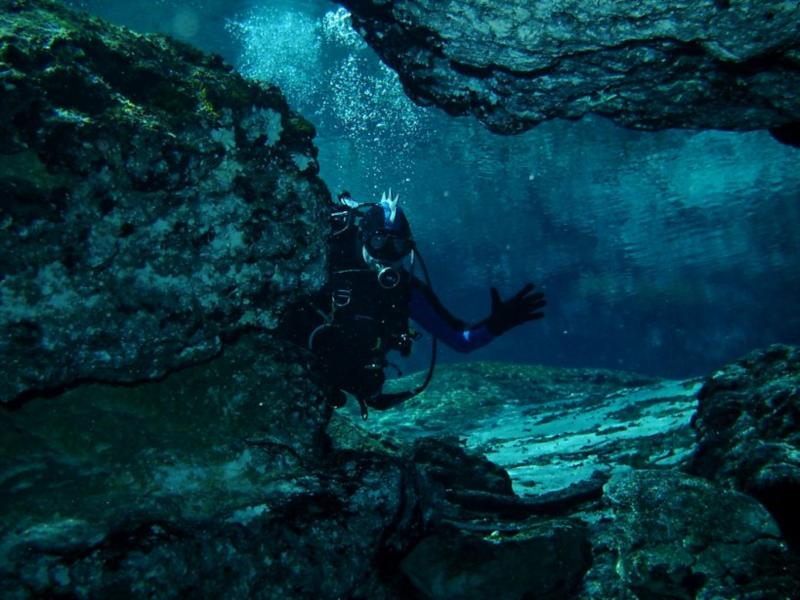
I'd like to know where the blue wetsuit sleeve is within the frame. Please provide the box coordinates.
[409,277,494,353]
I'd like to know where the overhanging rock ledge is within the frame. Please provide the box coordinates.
[338,0,800,143]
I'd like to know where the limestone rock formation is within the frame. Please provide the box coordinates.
[337,0,800,140]
[401,519,591,600]
[330,423,596,599]
[353,362,698,497]
[594,470,795,599]
[0,333,421,598]
[353,359,800,598]
[4,347,800,598]
[0,0,329,404]
[690,344,800,548]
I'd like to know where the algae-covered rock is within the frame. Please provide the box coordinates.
[343,358,800,597]
[689,344,800,548]
[401,519,591,600]
[5,344,800,597]
[0,333,422,598]
[589,470,798,599]
[338,0,800,139]
[0,0,329,404]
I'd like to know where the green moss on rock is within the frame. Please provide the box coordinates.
[0,0,330,404]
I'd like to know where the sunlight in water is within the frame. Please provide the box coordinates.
[226,8,322,102]
[227,5,428,187]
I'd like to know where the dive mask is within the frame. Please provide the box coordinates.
[365,232,414,262]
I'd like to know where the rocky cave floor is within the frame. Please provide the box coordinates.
[2,341,800,598]
[335,344,800,598]
[348,362,701,499]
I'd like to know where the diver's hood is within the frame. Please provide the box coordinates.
[359,193,414,263]
[356,192,414,288]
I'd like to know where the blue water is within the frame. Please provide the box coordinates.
[69,0,800,379]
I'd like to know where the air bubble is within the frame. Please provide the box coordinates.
[228,6,432,186]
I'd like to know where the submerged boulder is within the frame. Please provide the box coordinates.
[0,333,424,598]
[589,469,796,599]
[338,0,800,138]
[401,519,591,600]
[0,0,329,404]
[689,344,800,548]
[330,423,595,599]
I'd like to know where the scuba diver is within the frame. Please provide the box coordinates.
[280,189,546,419]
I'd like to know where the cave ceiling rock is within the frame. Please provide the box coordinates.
[337,0,800,142]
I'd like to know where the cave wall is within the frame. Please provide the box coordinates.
[0,0,330,403]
